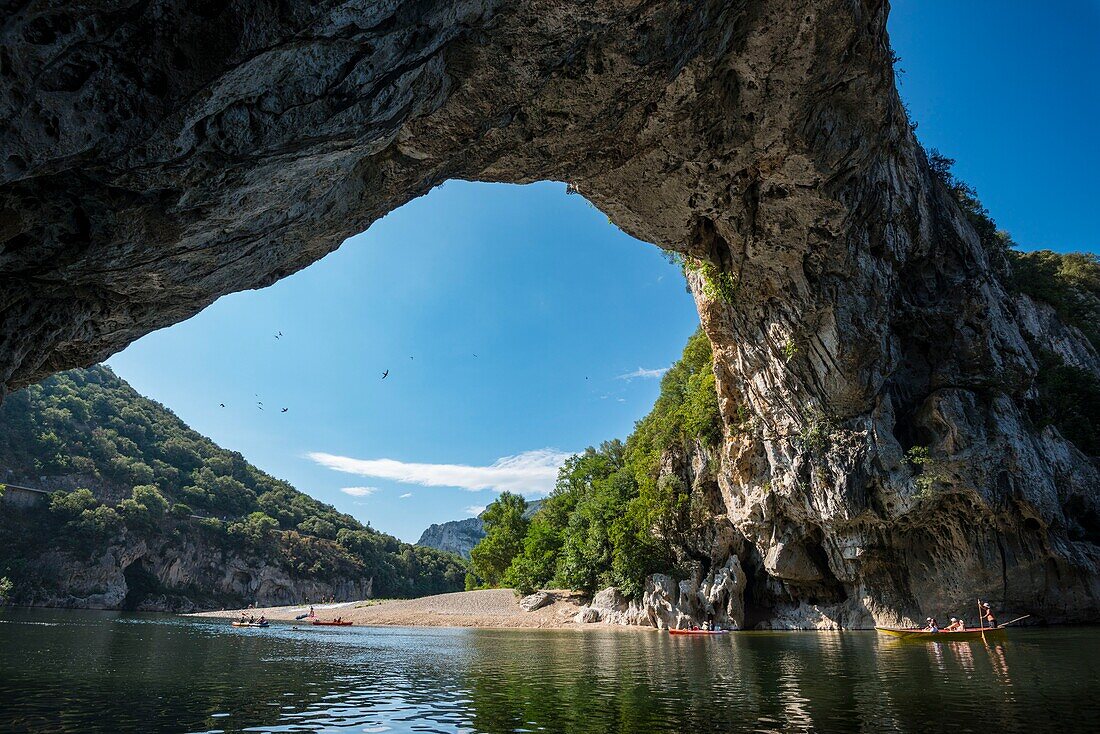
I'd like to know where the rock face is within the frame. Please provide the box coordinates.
[416,518,485,559]
[518,590,552,612]
[416,500,541,558]
[24,532,372,612]
[1,1,1097,627]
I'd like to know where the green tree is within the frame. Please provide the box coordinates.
[0,576,12,604]
[49,488,99,520]
[469,493,529,589]
[228,511,280,545]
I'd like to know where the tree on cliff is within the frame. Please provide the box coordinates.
[471,330,720,598]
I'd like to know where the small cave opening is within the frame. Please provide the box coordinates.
[121,560,162,611]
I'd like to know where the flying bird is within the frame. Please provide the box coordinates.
[281,407,288,413]
[220,403,225,408]
[382,370,389,379]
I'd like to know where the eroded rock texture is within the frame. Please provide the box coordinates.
[26,534,372,612]
[2,1,1097,625]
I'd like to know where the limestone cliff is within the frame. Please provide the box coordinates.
[24,530,373,612]
[417,518,485,559]
[1,1,1097,626]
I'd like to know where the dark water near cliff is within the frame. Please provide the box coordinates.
[1,609,1098,733]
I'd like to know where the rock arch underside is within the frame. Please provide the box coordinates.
[2,0,1097,627]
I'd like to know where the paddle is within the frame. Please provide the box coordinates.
[978,598,985,642]
[999,614,1032,628]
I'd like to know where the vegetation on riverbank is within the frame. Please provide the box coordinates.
[467,329,722,597]
[0,366,465,606]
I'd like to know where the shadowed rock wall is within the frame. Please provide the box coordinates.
[2,0,1097,626]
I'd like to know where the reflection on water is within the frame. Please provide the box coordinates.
[1,609,1098,733]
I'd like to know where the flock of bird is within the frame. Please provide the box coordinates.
[218,332,483,411]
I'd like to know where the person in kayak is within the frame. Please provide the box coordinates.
[258,615,266,625]
[981,602,998,628]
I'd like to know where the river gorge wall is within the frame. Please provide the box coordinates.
[1,1,1097,626]
[25,530,372,613]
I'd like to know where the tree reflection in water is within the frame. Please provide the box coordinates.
[0,610,1097,733]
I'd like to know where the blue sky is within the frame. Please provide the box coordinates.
[107,1,1098,541]
[889,0,1098,251]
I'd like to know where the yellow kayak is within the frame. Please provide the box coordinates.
[875,626,1005,641]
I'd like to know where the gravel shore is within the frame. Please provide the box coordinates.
[191,589,639,630]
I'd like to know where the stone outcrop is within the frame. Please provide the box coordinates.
[416,517,485,559]
[519,590,552,612]
[1,1,1097,627]
[21,531,372,612]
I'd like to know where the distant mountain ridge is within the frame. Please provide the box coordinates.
[417,500,543,559]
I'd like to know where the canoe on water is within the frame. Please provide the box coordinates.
[668,628,728,636]
[875,626,1006,641]
[311,620,353,626]
[231,621,270,628]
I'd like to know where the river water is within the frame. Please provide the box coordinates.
[1,609,1097,733]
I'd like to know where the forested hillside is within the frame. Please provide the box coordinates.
[467,328,724,597]
[0,366,465,609]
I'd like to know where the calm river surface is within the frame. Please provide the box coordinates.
[1,609,1098,733]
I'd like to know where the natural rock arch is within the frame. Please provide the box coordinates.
[2,0,1098,626]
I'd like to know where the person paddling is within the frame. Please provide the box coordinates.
[981,602,998,629]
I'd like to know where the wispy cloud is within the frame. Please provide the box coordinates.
[616,366,668,381]
[340,486,378,497]
[399,492,412,499]
[465,505,486,516]
[308,448,572,497]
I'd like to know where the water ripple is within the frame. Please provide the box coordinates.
[1,610,1099,733]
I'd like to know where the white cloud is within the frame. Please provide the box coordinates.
[308,448,572,497]
[616,366,668,381]
[399,492,412,499]
[340,486,378,497]
[465,505,486,516]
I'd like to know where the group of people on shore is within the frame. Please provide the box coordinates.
[923,602,997,632]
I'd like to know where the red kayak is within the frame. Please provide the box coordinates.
[311,619,353,626]
[669,628,728,636]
